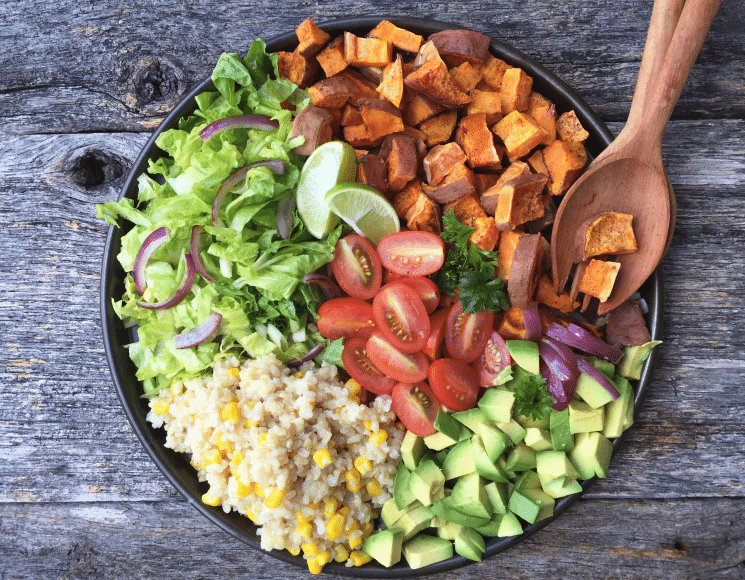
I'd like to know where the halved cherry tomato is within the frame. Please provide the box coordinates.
[382,276,440,314]
[421,308,450,362]
[477,331,513,387]
[366,331,429,383]
[331,234,382,300]
[341,338,396,396]
[428,358,480,411]
[376,231,445,276]
[391,381,440,436]
[316,297,376,341]
[372,283,429,353]
[445,300,495,363]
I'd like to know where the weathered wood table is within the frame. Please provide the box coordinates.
[1,1,743,578]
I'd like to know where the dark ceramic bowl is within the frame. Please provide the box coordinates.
[101,15,663,577]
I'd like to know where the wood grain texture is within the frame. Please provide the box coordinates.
[1,1,744,578]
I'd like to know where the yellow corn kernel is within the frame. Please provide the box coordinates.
[362,522,374,536]
[363,420,372,430]
[296,520,313,538]
[152,399,170,415]
[317,550,332,567]
[221,401,240,425]
[203,449,223,466]
[323,498,340,518]
[371,429,389,447]
[253,484,266,498]
[170,382,183,396]
[306,501,321,510]
[334,406,344,414]
[214,432,233,452]
[366,477,383,497]
[296,510,310,522]
[302,542,320,556]
[333,544,349,563]
[245,419,258,428]
[231,450,245,466]
[313,449,332,468]
[307,557,323,575]
[235,481,253,498]
[350,550,372,566]
[346,519,359,532]
[294,371,305,378]
[345,468,362,492]
[287,545,301,557]
[353,456,372,476]
[349,534,363,549]
[326,513,346,541]
[201,492,221,506]
[228,367,240,379]
[258,432,268,444]
[345,378,361,396]
[245,507,258,523]
[339,505,351,517]
[264,487,286,509]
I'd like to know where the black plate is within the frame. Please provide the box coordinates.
[101,15,663,577]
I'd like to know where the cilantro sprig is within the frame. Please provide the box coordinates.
[437,209,509,314]
[510,367,553,421]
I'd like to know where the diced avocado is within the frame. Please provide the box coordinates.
[475,511,523,537]
[617,341,662,380]
[389,503,434,541]
[408,460,446,507]
[586,355,616,379]
[429,515,448,528]
[513,469,542,491]
[535,450,580,487]
[496,418,527,445]
[603,376,634,438]
[442,439,476,480]
[549,408,574,452]
[402,534,454,570]
[508,488,541,523]
[453,526,486,562]
[484,481,509,514]
[424,430,458,451]
[419,449,437,466]
[435,520,463,541]
[434,447,450,466]
[478,423,509,462]
[523,427,554,451]
[363,528,404,567]
[478,387,515,423]
[623,384,635,429]
[393,463,417,510]
[522,488,555,521]
[575,372,615,409]
[569,431,614,480]
[452,407,489,433]
[506,340,540,374]
[451,471,493,519]
[430,496,491,528]
[401,431,426,471]
[542,476,583,499]
[381,497,422,529]
[504,442,537,472]
[472,435,510,483]
[568,400,605,434]
[516,413,550,430]
[497,456,516,481]
[434,410,464,440]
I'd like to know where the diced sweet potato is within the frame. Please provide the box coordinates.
[405,189,442,235]
[449,61,483,93]
[377,54,404,108]
[291,105,336,156]
[358,66,384,84]
[308,76,358,109]
[467,89,503,126]
[579,259,620,303]
[523,193,557,234]
[526,149,549,176]
[391,179,425,218]
[368,20,424,53]
[419,110,458,146]
[356,152,389,197]
[344,32,393,67]
[535,274,580,314]
[336,68,381,103]
[423,142,467,185]
[413,40,445,68]
[316,36,348,77]
[527,92,556,146]
[357,98,405,140]
[340,103,364,126]
[463,215,499,251]
[296,18,331,57]
[479,161,537,213]
[342,124,384,148]
[474,172,501,195]
[402,91,446,126]
[457,113,500,169]
[542,139,587,195]
[381,132,418,192]
[507,233,545,309]
[556,110,589,143]
[579,211,638,261]
[404,58,471,108]
[445,192,488,222]
[497,305,527,340]
[605,300,651,346]
[276,50,319,89]
[500,68,533,114]
[481,54,510,90]
[492,111,548,161]
[421,162,476,203]
[490,173,547,230]
[427,29,491,66]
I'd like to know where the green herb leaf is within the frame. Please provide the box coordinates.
[510,367,552,421]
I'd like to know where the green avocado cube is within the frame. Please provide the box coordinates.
[478,423,510,462]
[389,503,434,541]
[401,431,426,471]
[363,528,404,567]
[484,481,509,515]
[535,450,580,487]
[617,341,662,380]
[496,418,527,445]
[381,497,421,529]
[568,400,605,434]
[542,476,583,499]
[576,372,616,409]
[393,463,417,510]
[516,413,551,430]
[408,460,445,507]
[506,340,540,374]
[402,534,454,570]
[523,427,554,451]
[453,526,486,562]
[549,408,574,452]
[452,407,489,433]
[513,469,542,491]
[603,376,634,438]
[472,435,510,483]
[442,439,476,480]
[430,496,490,528]
[451,472,493,519]
[478,388,515,424]
[569,431,614,479]
[522,488,555,521]
[435,520,463,541]
[504,442,537,472]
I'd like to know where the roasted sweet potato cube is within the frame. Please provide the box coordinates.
[368,20,424,53]
[526,149,549,177]
[296,18,331,57]
[535,274,580,314]
[391,179,425,218]
[344,32,393,67]
[493,173,547,229]
[402,90,446,126]
[497,305,527,339]
[291,105,336,156]
[405,190,442,235]
[542,139,587,195]
[556,110,589,142]
[474,172,501,195]
[276,50,319,89]
[493,111,548,161]
[478,160,530,213]
[402,124,428,143]
[449,61,483,93]
[427,29,491,66]
[481,54,510,90]
[605,300,651,346]
[463,216,499,251]
[501,68,533,114]
[423,142,467,185]
[467,89,503,126]
[404,59,471,108]
[356,152,389,197]
[336,69,381,103]
[445,193,488,222]
[358,98,405,140]
[413,40,445,68]
[495,230,525,281]
[340,103,364,126]
[343,124,383,148]
[308,76,358,109]
[377,54,404,108]
[422,161,476,203]
[316,36,348,77]
[419,109,458,146]
[527,92,556,146]
[579,259,621,303]
[381,133,418,192]
[457,113,500,169]
[523,192,557,234]
[507,233,545,308]
[580,211,638,260]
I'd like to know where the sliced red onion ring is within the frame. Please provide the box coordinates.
[199,115,279,141]
[287,344,325,368]
[190,225,216,283]
[539,339,579,410]
[545,322,623,364]
[174,312,223,349]
[212,160,287,226]
[133,226,170,295]
[522,303,542,342]
[302,273,343,301]
[277,193,296,240]
[576,357,620,400]
[136,253,196,310]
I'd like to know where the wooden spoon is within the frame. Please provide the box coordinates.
[551,0,721,315]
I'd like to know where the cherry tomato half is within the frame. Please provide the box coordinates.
[372,283,430,353]
[428,358,480,412]
[477,331,513,387]
[421,308,450,362]
[341,338,396,396]
[445,300,495,363]
[382,276,440,315]
[376,231,445,276]
[316,297,376,341]
[391,381,440,436]
[366,332,429,383]
[331,234,382,300]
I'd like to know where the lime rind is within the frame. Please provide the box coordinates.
[324,182,401,245]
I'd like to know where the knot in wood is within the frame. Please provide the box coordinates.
[69,149,125,189]
[133,58,181,105]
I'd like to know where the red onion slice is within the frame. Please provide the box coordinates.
[136,253,196,310]
[190,225,216,283]
[576,357,620,400]
[522,303,542,342]
[287,343,325,368]
[133,226,170,295]
[212,160,287,226]
[174,312,223,349]
[199,115,279,141]
[302,273,342,301]
[545,322,623,364]
[539,339,579,410]
[277,193,296,240]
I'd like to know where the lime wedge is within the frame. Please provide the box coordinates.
[324,182,401,244]
[296,141,358,238]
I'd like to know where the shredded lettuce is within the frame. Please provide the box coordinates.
[97,40,333,395]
